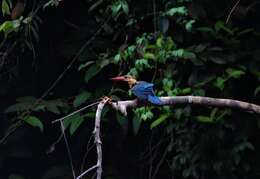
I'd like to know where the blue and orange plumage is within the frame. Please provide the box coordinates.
[110,75,163,105]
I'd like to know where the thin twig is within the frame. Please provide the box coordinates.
[52,101,100,124]
[76,165,98,179]
[226,0,241,24]
[80,135,95,172]
[46,132,63,154]
[151,146,168,179]
[60,121,76,179]
[148,133,154,179]
[0,120,22,144]
[36,16,111,103]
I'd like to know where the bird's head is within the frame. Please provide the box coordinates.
[110,75,137,88]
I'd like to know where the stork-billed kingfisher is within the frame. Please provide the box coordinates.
[110,75,163,105]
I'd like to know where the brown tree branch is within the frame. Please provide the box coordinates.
[111,96,260,115]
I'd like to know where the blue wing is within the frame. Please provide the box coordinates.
[148,95,163,105]
[131,81,162,105]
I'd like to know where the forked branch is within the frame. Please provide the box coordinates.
[77,98,109,179]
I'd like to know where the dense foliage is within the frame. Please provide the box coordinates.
[0,0,260,178]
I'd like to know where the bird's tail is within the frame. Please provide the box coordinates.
[148,95,163,105]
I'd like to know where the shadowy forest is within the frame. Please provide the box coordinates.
[1,0,260,178]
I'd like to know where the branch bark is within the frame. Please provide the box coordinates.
[93,101,105,179]
[77,99,108,179]
[111,96,260,115]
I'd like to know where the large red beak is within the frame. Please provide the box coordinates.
[109,76,126,81]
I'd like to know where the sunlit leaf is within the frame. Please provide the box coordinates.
[185,20,195,32]
[0,20,20,36]
[165,6,188,16]
[121,0,129,14]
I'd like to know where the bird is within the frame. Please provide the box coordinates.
[110,75,163,105]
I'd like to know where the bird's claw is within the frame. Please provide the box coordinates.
[100,96,112,104]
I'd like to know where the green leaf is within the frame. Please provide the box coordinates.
[69,115,84,135]
[143,52,155,60]
[114,54,121,63]
[196,115,213,123]
[24,116,44,132]
[0,19,21,37]
[2,0,11,16]
[183,51,196,59]
[111,2,122,17]
[226,68,245,79]
[5,102,33,113]
[171,49,184,57]
[185,20,195,32]
[73,91,91,107]
[43,99,65,114]
[165,6,188,16]
[254,86,260,96]
[121,0,129,14]
[84,64,101,83]
[180,88,191,94]
[214,21,233,35]
[135,59,151,71]
[150,114,168,129]
[214,77,226,90]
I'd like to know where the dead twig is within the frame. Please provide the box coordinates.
[226,0,241,24]
[76,97,110,179]
[58,120,76,179]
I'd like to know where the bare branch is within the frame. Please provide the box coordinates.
[77,98,109,179]
[111,96,260,115]
[93,101,106,179]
